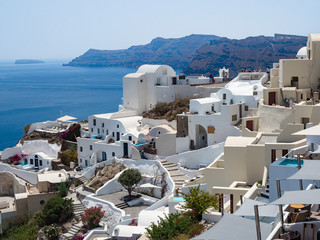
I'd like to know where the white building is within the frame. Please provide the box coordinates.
[1,140,60,170]
[121,64,214,115]
[77,111,142,168]
[176,72,268,153]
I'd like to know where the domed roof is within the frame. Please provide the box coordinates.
[297,46,307,58]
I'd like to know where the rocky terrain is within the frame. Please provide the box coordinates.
[143,98,190,122]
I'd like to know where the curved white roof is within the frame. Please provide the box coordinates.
[296,46,307,58]
[137,64,175,74]
[137,64,162,73]
[192,97,219,104]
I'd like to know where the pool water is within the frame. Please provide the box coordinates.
[135,142,146,146]
[279,159,304,167]
[173,197,186,202]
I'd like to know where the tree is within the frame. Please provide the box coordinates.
[182,185,219,221]
[118,169,142,199]
[35,196,74,227]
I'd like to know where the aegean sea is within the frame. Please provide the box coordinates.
[0,60,135,150]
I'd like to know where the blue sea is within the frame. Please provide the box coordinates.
[0,60,135,151]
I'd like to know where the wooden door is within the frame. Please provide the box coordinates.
[246,120,254,131]
[269,92,276,105]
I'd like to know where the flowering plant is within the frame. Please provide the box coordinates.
[73,236,84,240]
[81,206,105,230]
[11,154,21,162]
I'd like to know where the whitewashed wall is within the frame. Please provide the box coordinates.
[167,142,225,169]
[0,163,37,184]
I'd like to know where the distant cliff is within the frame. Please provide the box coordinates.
[15,59,44,64]
[65,34,307,76]
[184,34,307,76]
[63,34,221,69]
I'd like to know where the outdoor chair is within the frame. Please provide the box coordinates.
[290,210,309,223]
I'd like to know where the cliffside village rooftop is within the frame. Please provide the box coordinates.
[1,33,320,239]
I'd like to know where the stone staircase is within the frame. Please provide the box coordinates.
[60,203,86,240]
[158,159,191,189]
[76,175,88,185]
[60,222,83,240]
[115,202,129,209]
[74,202,86,219]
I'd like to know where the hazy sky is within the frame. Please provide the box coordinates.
[1,0,319,60]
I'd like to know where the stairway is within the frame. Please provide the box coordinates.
[61,222,83,240]
[115,202,129,209]
[158,159,191,190]
[60,203,85,239]
[73,202,86,219]
[76,175,87,185]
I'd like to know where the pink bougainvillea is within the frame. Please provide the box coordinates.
[11,154,21,162]
[81,206,105,230]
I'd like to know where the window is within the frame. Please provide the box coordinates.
[232,114,237,121]
[102,129,104,133]
[40,200,45,205]
[80,146,83,152]
[91,128,93,132]
[85,160,88,167]
[129,136,132,141]
[93,119,96,126]
[102,152,107,161]
[39,160,43,166]
[112,152,115,157]
[156,78,161,85]
[102,123,104,128]
[98,128,100,134]
[112,132,115,137]
[30,159,33,164]
[223,93,226,100]
[90,145,93,150]
[140,79,143,83]
[301,94,303,99]
[80,158,82,163]
[245,105,249,111]
[158,131,161,135]
[106,130,109,135]
[253,91,257,95]
[117,124,119,128]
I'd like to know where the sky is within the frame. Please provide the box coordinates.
[0,0,320,60]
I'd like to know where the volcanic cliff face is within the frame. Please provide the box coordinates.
[64,34,221,70]
[183,34,307,76]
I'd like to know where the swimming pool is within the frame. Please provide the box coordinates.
[173,197,185,202]
[279,158,304,167]
[135,142,146,146]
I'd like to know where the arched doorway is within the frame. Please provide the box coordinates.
[195,124,207,149]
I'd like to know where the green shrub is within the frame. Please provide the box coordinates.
[35,196,73,227]
[57,181,69,197]
[0,222,38,240]
[60,145,78,167]
[182,185,219,221]
[45,224,60,240]
[146,212,196,240]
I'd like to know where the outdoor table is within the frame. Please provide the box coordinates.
[290,204,305,212]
